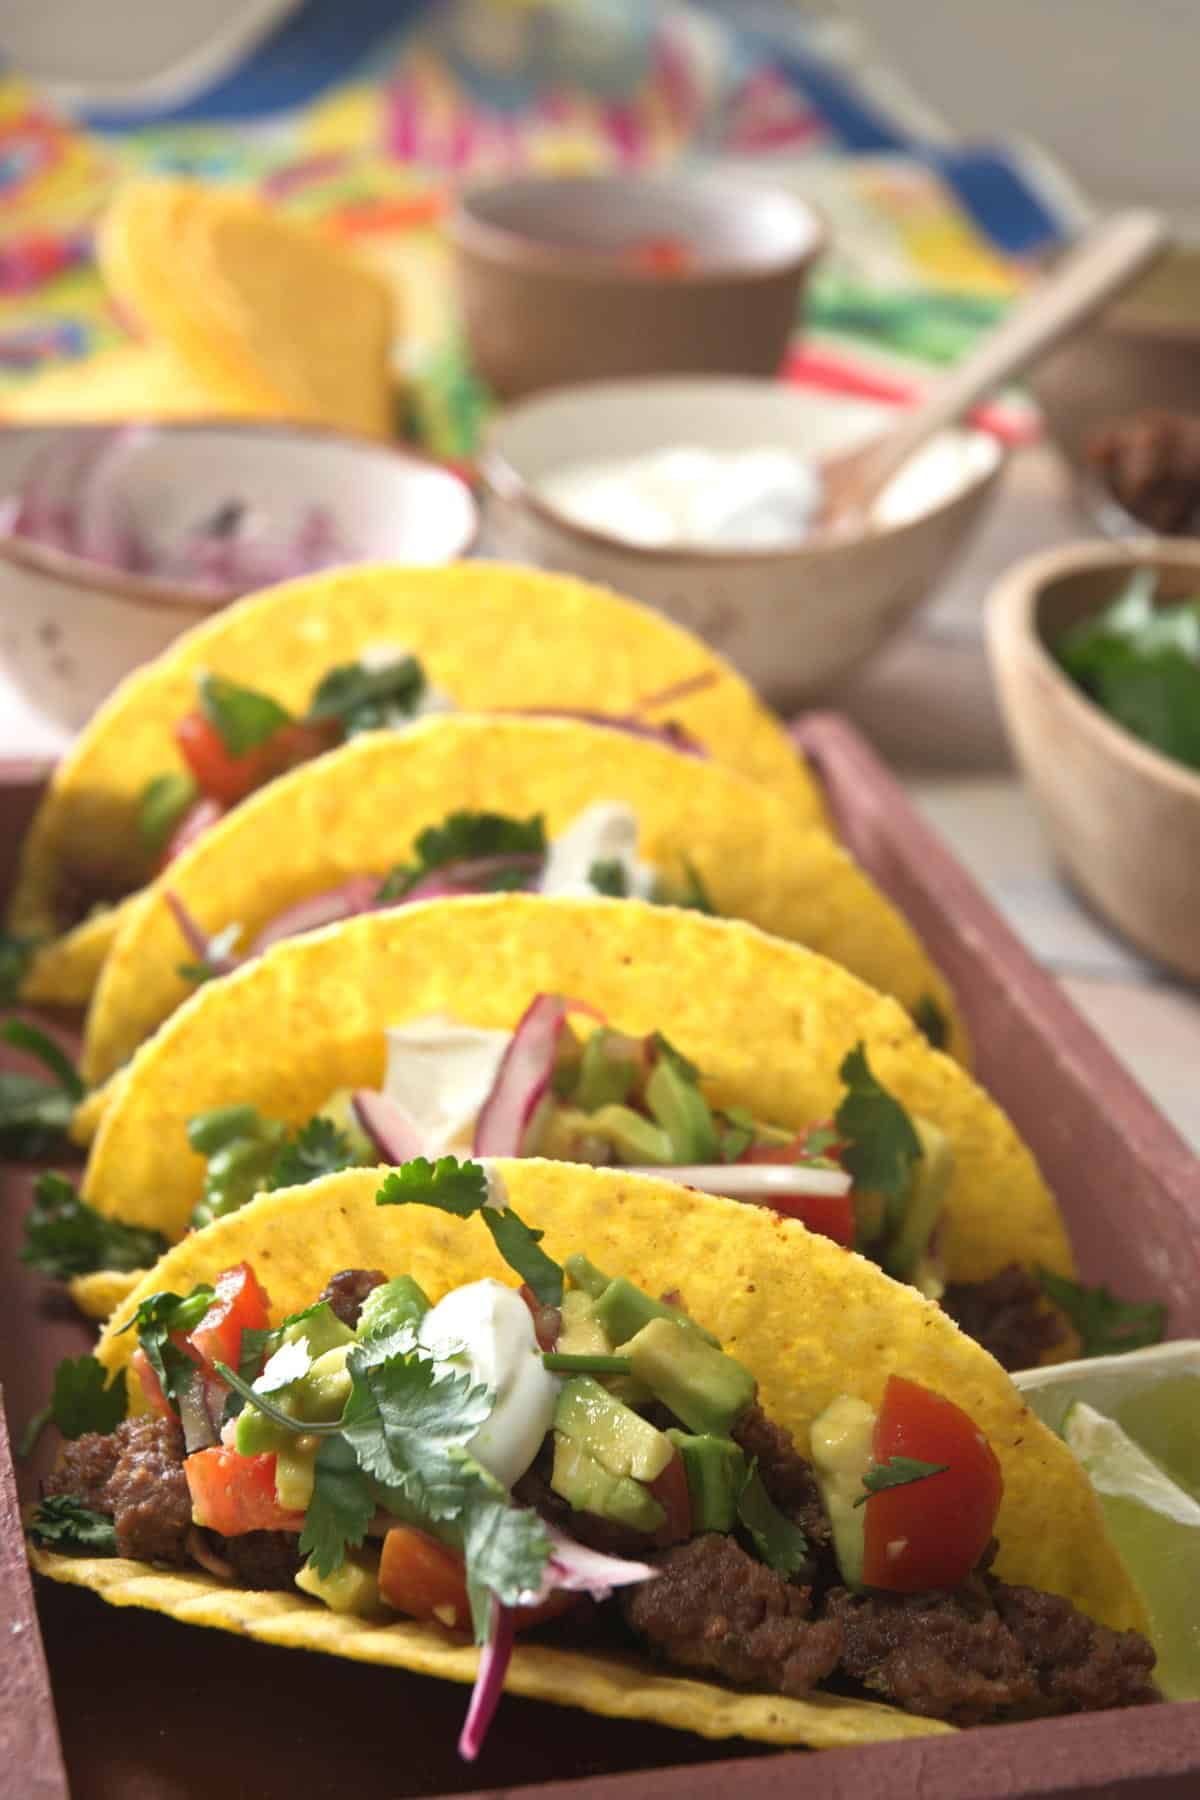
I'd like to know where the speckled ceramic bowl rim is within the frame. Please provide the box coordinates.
[449,171,827,288]
[480,376,1005,566]
[987,536,1200,798]
[0,418,479,614]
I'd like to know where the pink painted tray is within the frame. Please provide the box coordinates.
[2,717,1198,1800]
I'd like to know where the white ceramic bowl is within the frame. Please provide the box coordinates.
[0,421,478,731]
[479,377,1003,703]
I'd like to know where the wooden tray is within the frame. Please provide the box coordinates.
[3,719,1198,1800]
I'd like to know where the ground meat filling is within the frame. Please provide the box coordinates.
[732,1404,834,1570]
[940,1264,1066,1372]
[319,1267,387,1329]
[826,1574,1157,1724]
[623,1533,842,1699]
[219,1530,304,1591]
[47,1416,192,1565]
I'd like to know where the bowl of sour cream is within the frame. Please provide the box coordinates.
[480,377,1003,703]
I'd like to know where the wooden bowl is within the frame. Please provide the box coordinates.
[1029,245,1200,464]
[986,539,1200,979]
[449,172,824,400]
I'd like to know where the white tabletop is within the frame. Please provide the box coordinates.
[2,444,1197,1149]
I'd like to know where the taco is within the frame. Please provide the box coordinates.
[27,1157,1157,1762]
[77,713,964,1091]
[8,563,824,1007]
[60,897,1071,1366]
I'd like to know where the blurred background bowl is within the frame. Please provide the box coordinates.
[450,172,824,401]
[481,375,1003,704]
[0,420,478,731]
[1029,245,1200,465]
[986,538,1200,981]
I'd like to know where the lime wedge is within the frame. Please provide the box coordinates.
[1062,1400,1200,1700]
[1016,1340,1200,1502]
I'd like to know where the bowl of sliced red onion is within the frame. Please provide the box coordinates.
[0,420,478,730]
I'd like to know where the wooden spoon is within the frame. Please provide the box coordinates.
[813,208,1170,534]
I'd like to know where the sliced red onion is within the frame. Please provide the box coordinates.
[165,890,240,976]
[621,1163,852,1201]
[397,853,543,905]
[535,1527,657,1604]
[634,670,719,712]
[178,1381,218,1454]
[458,1597,515,1763]
[246,874,382,957]
[505,708,706,758]
[351,1089,428,1163]
[161,796,227,867]
[473,994,602,1157]
[72,425,152,570]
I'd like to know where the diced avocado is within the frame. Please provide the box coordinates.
[296,1551,382,1616]
[281,1301,354,1360]
[594,1276,718,1350]
[555,1376,674,1482]
[540,1103,674,1166]
[645,1057,718,1162]
[667,1430,746,1532]
[809,1394,876,1590]
[357,1275,430,1344]
[186,1104,266,1156]
[882,1118,954,1282]
[235,1403,295,1458]
[565,1254,611,1299]
[297,1345,352,1422]
[315,1087,376,1163]
[275,1438,318,1512]
[557,1290,613,1359]
[625,1317,755,1437]
[550,1434,665,1534]
[574,1030,639,1112]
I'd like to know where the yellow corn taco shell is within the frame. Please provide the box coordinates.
[20,902,130,1008]
[82,896,1070,1295]
[98,179,394,439]
[79,714,964,1087]
[9,564,825,997]
[0,343,285,427]
[31,1161,1146,1752]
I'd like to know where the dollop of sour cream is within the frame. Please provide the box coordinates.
[537,446,823,549]
[419,1278,561,1489]
[538,801,657,900]
[382,1017,511,1154]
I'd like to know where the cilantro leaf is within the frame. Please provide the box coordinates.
[853,1455,948,1506]
[300,1435,376,1579]
[341,1346,493,1522]
[378,810,545,902]
[0,1019,83,1156]
[0,933,39,1005]
[117,1287,215,1410]
[376,1156,491,1217]
[41,1354,128,1447]
[268,1117,357,1190]
[669,859,717,916]
[912,995,948,1052]
[484,1209,563,1308]
[1036,1267,1167,1358]
[28,1495,117,1554]
[1,1019,83,1099]
[255,1337,313,1395]
[198,672,292,755]
[462,1494,550,1637]
[214,1358,343,1436]
[736,1467,809,1577]
[835,1045,922,1207]
[587,859,630,898]
[307,655,427,738]
[138,771,198,853]
[22,1172,168,1280]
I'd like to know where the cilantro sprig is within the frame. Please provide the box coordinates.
[22,1172,168,1280]
[736,1467,809,1576]
[378,811,545,903]
[270,1117,357,1190]
[198,672,292,755]
[1036,1267,1167,1358]
[0,1020,82,1157]
[854,1456,948,1506]
[28,1495,117,1554]
[835,1044,922,1209]
[308,655,427,738]
[0,933,39,1005]
[117,1287,215,1410]
[188,1109,361,1229]
[377,1158,563,1307]
[21,1352,128,1455]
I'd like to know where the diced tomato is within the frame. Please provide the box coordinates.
[862,1375,1004,1593]
[518,1283,561,1351]
[175,709,277,805]
[740,1139,856,1247]
[378,1526,578,1635]
[189,1262,271,1375]
[261,717,340,777]
[648,1449,691,1547]
[130,1344,174,1419]
[185,1447,305,1536]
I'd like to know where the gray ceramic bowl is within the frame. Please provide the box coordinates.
[450,171,824,400]
[986,538,1200,980]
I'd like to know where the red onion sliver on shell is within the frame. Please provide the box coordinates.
[472,994,602,1156]
[164,891,240,976]
[246,874,382,957]
[536,1527,657,1603]
[620,1163,852,1201]
[351,1090,428,1164]
[458,1597,515,1763]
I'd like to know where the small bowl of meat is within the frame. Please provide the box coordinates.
[0,420,478,730]
[449,171,825,400]
[986,538,1200,980]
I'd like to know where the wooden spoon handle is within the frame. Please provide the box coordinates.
[855,208,1170,504]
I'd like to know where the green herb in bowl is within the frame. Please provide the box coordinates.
[1055,568,1200,770]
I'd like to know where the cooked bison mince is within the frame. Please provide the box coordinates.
[319,1267,387,1329]
[48,1415,192,1564]
[624,1533,843,1698]
[941,1264,1066,1372]
[219,1530,304,1591]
